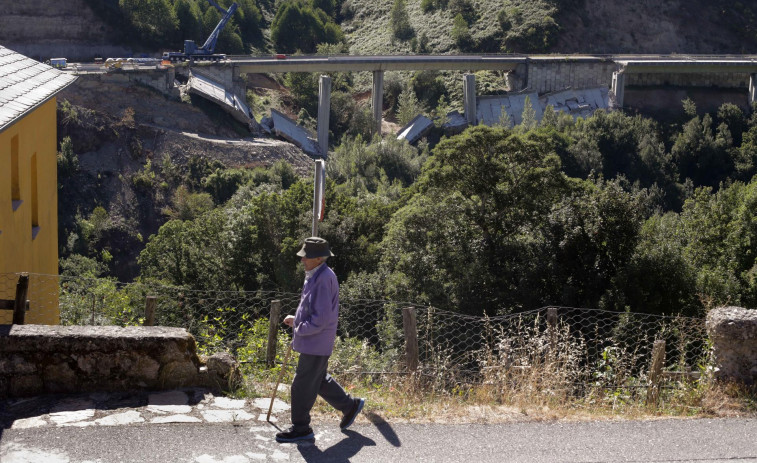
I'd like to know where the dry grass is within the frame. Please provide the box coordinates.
[241,311,755,425]
[304,375,757,426]
[306,317,756,424]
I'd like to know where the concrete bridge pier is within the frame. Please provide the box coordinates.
[317,75,332,157]
[372,70,384,135]
[750,74,757,106]
[612,71,626,109]
[463,74,477,125]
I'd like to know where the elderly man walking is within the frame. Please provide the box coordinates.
[276,237,365,443]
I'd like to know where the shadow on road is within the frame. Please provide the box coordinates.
[364,411,401,447]
[297,429,375,462]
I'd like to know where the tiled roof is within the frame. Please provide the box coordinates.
[0,44,77,132]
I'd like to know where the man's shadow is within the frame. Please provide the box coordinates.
[296,430,375,462]
[294,411,401,462]
[365,411,401,447]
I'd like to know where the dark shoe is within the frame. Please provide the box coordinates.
[275,426,314,443]
[340,398,365,429]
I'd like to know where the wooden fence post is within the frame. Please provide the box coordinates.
[402,307,419,372]
[90,293,96,325]
[426,306,434,362]
[13,273,29,325]
[267,300,281,367]
[646,339,666,407]
[144,296,157,326]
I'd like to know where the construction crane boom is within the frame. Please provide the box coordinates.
[162,1,239,62]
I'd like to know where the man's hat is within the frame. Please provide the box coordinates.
[296,237,335,258]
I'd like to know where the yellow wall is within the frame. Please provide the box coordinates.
[0,98,60,324]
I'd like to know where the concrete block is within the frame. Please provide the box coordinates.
[397,114,434,144]
[707,306,757,385]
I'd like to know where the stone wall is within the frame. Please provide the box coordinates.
[706,306,757,385]
[508,59,618,94]
[96,69,180,98]
[0,325,238,398]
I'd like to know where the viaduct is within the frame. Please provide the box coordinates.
[107,54,757,152]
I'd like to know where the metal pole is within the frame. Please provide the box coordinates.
[311,159,324,236]
[317,75,331,157]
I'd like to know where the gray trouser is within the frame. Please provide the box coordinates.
[291,353,354,431]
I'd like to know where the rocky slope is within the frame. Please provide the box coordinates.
[0,0,131,60]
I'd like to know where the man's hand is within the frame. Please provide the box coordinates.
[283,315,295,327]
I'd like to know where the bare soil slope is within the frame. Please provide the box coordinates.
[554,0,745,54]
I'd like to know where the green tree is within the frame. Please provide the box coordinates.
[542,179,647,311]
[236,0,264,43]
[541,105,558,128]
[271,1,343,53]
[497,0,559,52]
[119,0,178,44]
[201,6,223,42]
[618,212,701,315]
[567,111,678,205]
[449,0,476,24]
[737,124,757,179]
[381,126,570,313]
[164,185,215,221]
[519,95,537,131]
[174,0,202,43]
[396,87,424,126]
[284,72,320,116]
[390,0,414,41]
[671,112,734,188]
[202,168,255,204]
[138,209,231,290]
[410,71,447,109]
[675,180,757,308]
[330,135,426,195]
[311,0,337,18]
[57,136,79,179]
[451,13,473,50]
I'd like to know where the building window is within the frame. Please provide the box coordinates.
[31,153,40,239]
[11,135,22,211]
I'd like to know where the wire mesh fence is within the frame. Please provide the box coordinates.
[2,272,710,398]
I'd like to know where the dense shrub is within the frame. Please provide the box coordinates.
[271,1,344,53]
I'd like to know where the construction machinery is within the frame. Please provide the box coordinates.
[162,0,239,62]
[48,58,67,69]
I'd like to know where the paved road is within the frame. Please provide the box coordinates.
[3,415,756,462]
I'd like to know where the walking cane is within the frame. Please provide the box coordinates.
[267,342,293,422]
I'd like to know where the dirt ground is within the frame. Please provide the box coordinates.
[58,75,314,177]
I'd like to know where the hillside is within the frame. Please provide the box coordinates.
[1,0,756,60]
[55,75,313,280]
[343,0,756,55]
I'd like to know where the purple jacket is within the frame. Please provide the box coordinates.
[292,264,339,356]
